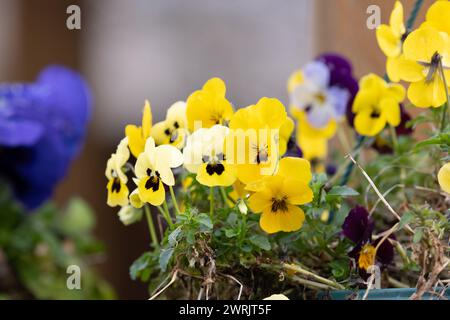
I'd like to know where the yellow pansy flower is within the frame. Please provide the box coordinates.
[227,97,288,185]
[438,162,450,194]
[186,78,234,132]
[352,73,405,136]
[376,1,406,82]
[151,101,188,149]
[105,137,130,207]
[134,137,183,206]
[391,27,450,108]
[183,125,237,187]
[125,100,153,158]
[247,157,313,234]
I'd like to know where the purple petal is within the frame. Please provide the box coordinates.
[0,119,44,146]
[342,206,374,244]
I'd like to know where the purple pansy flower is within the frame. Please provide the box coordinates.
[290,53,358,129]
[0,65,91,210]
[342,206,394,274]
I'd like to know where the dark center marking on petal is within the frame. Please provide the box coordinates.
[145,175,160,192]
[206,163,225,176]
[112,178,121,193]
[164,128,171,136]
[370,110,381,118]
[271,197,288,213]
[173,121,179,129]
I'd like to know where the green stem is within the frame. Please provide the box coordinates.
[406,0,425,30]
[219,187,229,206]
[169,185,181,215]
[439,60,449,132]
[209,187,215,218]
[389,125,398,152]
[144,205,159,249]
[162,201,174,229]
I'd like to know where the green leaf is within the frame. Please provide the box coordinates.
[327,186,359,197]
[168,227,182,247]
[224,228,238,238]
[159,247,175,272]
[249,234,271,251]
[413,229,423,243]
[195,213,213,230]
[399,211,414,230]
[130,252,151,280]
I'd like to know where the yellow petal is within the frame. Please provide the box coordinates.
[277,157,312,184]
[297,131,328,160]
[392,55,425,82]
[279,117,295,155]
[142,100,152,139]
[354,109,387,136]
[254,97,288,129]
[260,205,305,234]
[425,1,450,35]
[282,179,314,205]
[125,125,144,158]
[390,1,405,38]
[376,24,402,57]
[106,179,129,207]
[130,189,144,208]
[202,77,226,97]
[380,97,401,126]
[386,56,401,82]
[196,163,237,187]
[386,82,406,102]
[248,189,273,213]
[403,27,446,63]
[293,110,337,139]
[287,70,304,93]
[138,176,165,206]
[407,77,447,108]
[438,162,450,194]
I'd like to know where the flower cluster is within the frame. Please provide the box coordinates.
[106,78,314,234]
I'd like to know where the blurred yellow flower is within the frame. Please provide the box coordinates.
[352,73,405,136]
[391,27,450,108]
[376,1,405,82]
[183,125,237,187]
[134,137,183,206]
[151,101,188,149]
[228,97,288,184]
[438,162,450,194]
[125,100,152,158]
[247,157,313,234]
[186,78,234,132]
[105,137,130,207]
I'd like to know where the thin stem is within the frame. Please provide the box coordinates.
[282,263,345,290]
[209,187,215,217]
[389,125,398,152]
[439,60,449,132]
[144,205,159,249]
[337,125,351,153]
[162,201,174,229]
[169,185,181,215]
[406,0,425,30]
[219,187,229,206]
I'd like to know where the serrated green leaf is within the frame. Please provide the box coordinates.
[195,213,213,230]
[249,234,271,251]
[168,227,182,247]
[159,247,174,272]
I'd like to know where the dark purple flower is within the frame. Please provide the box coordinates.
[0,65,91,210]
[342,206,394,273]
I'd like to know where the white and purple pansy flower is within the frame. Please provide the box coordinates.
[290,60,350,128]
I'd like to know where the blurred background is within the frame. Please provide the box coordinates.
[0,0,433,299]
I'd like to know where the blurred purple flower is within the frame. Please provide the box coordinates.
[0,65,91,210]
